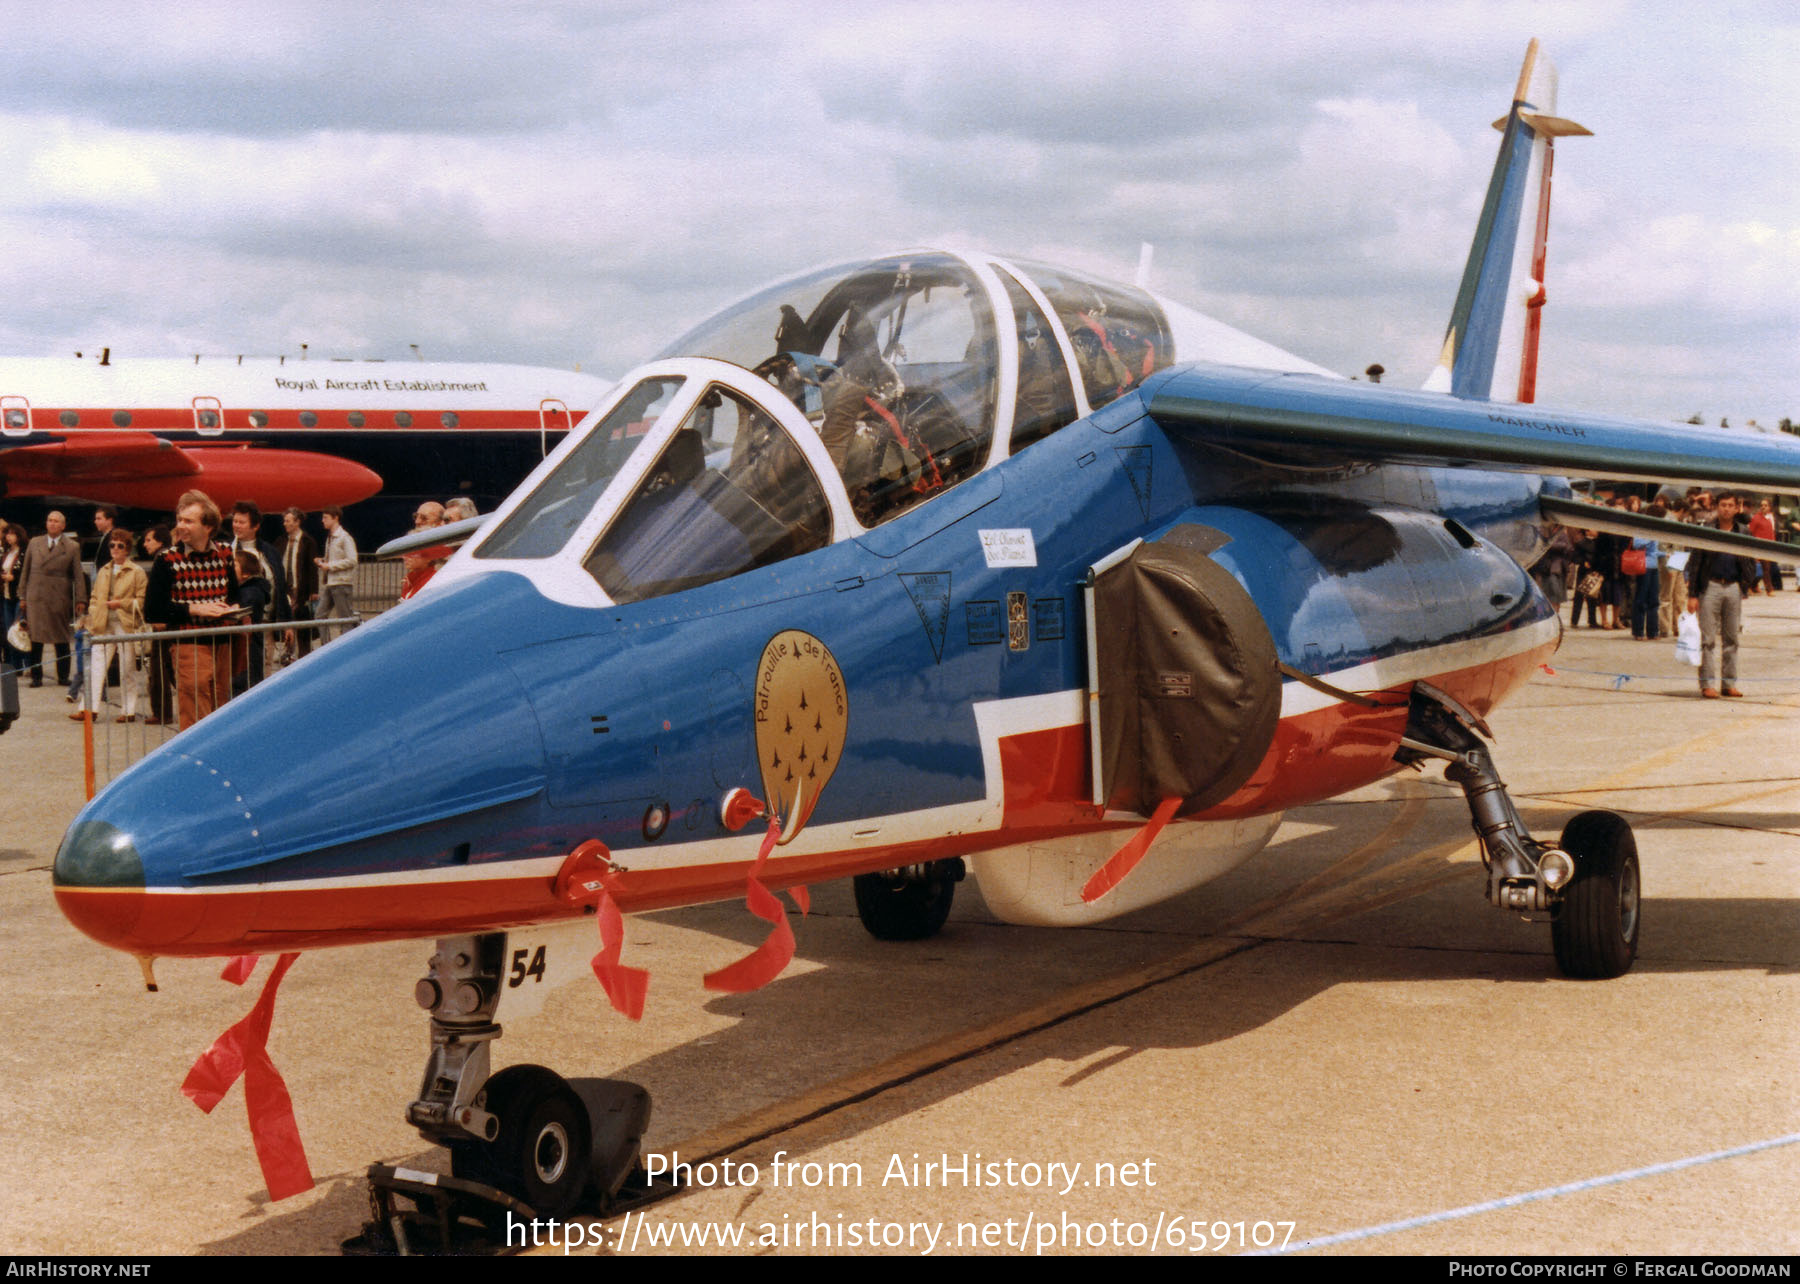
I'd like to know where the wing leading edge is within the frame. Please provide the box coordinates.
[1147,364,1800,494]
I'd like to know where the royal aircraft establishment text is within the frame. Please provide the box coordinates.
[272,378,490,393]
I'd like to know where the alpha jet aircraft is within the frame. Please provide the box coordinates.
[52,44,1800,1215]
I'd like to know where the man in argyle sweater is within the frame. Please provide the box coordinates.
[145,489,240,728]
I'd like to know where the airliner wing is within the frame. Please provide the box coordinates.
[1,432,201,491]
[1147,365,1800,493]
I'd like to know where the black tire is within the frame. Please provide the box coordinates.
[451,1064,591,1217]
[853,864,956,941]
[1551,810,1641,979]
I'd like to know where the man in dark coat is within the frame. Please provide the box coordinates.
[18,510,85,687]
[278,506,320,658]
[1686,492,1760,698]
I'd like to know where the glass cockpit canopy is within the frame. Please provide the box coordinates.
[657,252,999,528]
[471,250,1178,606]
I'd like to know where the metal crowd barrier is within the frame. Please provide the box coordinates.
[72,557,412,794]
[353,557,407,615]
[78,616,356,795]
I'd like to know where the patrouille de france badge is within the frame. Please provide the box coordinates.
[754,630,847,844]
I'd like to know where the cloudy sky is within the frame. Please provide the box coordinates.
[1,0,1793,426]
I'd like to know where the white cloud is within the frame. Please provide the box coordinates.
[0,0,1788,423]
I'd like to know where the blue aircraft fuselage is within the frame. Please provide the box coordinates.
[52,357,1560,958]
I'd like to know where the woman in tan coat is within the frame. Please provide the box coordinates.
[75,529,147,721]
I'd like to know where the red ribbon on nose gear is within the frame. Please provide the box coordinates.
[181,952,314,1201]
[1080,796,1183,904]
[556,840,650,1022]
[220,954,260,985]
[703,815,796,993]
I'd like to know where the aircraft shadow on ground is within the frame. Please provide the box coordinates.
[197,852,1796,1253]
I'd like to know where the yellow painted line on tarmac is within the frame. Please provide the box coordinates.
[669,929,1262,1168]
[1218,787,1431,934]
[1562,693,1800,797]
[1624,776,1800,832]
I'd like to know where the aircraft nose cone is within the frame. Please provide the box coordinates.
[54,819,145,888]
[53,819,146,947]
[54,752,267,953]
[52,572,563,956]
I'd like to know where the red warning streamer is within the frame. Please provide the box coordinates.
[1080,796,1183,904]
[181,952,314,1201]
[591,887,650,1022]
[702,817,795,993]
[555,839,650,1021]
[219,954,260,986]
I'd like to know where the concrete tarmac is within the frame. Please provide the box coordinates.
[2,591,1796,1256]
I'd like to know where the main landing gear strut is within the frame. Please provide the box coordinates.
[347,931,655,1254]
[1399,683,1639,979]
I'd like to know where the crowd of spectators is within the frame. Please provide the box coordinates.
[0,491,476,730]
[1532,486,1793,695]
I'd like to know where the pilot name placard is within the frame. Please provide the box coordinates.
[979,528,1037,568]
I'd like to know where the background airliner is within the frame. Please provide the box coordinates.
[0,353,611,530]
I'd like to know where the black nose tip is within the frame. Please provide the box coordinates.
[54,820,145,889]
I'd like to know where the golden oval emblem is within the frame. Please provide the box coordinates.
[753,630,847,844]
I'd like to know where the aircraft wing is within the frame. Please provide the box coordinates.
[1147,364,1800,492]
[0,431,201,490]
[1539,495,1800,566]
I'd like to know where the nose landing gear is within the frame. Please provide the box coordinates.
[1400,682,1640,979]
[348,931,654,1254]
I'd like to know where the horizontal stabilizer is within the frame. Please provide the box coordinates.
[1541,495,1800,566]
[1504,111,1593,138]
[1149,365,1800,493]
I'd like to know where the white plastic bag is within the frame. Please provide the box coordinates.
[1675,611,1701,666]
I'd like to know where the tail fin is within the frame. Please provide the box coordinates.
[1423,39,1590,402]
